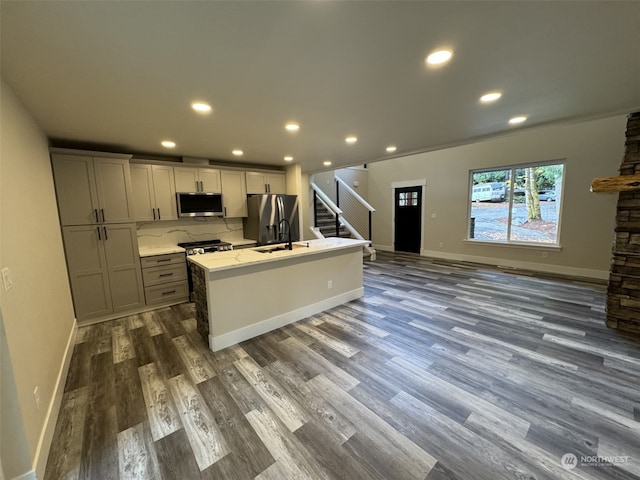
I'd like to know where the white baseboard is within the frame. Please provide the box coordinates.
[33,318,78,479]
[420,249,608,280]
[372,244,607,280]
[11,470,36,480]
[209,288,364,352]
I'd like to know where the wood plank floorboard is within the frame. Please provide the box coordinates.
[45,251,640,479]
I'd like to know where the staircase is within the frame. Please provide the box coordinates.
[314,200,352,238]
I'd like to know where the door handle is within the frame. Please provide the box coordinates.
[161,290,176,296]
[103,226,108,240]
[157,208,161,220]
[159,273,174,277]
[224,207,227,217]
[153,208,156,220]
[200,181,204,192]
[97,227,101,240]
[94,209,99,223]
[101,209,105,222]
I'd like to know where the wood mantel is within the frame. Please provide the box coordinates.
[591,173,640,193]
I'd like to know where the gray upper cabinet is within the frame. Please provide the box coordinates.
[52,154,135,225]
[174,166,221,193]
[131,163,177,221]
[246,171,286,194]
[220,170,248,217]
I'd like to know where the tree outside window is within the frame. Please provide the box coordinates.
[469,162,564,244]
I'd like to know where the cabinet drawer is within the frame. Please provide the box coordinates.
[142,263,187,287]
[140,252,185,268]
[144,280,189,306]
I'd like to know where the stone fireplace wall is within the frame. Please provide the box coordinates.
[607,111,640,332]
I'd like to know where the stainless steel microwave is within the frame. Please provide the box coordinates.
[176,192,224,217]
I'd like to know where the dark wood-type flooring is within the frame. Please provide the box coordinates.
[45,252,640,479]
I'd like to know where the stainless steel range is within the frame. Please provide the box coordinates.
[178,239,233,255]
[177,239,233,299]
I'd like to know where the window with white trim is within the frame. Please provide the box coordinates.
[468,162,564,245]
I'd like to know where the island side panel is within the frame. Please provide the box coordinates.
[206,247,364,350]
[191,263,210,341]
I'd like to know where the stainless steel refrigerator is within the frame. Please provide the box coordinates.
[243,194,300,245]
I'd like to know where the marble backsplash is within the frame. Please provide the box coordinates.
[136,217,246,248]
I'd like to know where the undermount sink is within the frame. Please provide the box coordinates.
[255,243,308,253]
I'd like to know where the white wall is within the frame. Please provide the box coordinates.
[368,115,626,278]
[0,79,76,478]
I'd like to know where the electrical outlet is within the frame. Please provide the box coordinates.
[33,387,41,411]
[327,280,333,289]
[1,267,13,292]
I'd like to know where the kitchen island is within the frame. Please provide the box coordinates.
[187,237,370,351]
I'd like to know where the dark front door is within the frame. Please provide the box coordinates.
[394,186,422,253]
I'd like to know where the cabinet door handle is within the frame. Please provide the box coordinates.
[224,207,227,217]
[200,181,204,192]
[94,209,99,223]
[161,290,176,296]
[157,258,171,263]
[157,208,161,220]
[101,209,105,222]
[153,208,156,220]
[97,227,101,240]
[159,273,174,277]
[103,226,108,240]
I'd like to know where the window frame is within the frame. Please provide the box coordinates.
[466,160,566,247]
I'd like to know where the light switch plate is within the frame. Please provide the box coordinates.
[1,267,13,292]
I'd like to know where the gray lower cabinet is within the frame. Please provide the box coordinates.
[63,223,145,321]
[140,253,189,306]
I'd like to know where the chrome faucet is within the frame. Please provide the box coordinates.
[278,218,293,250]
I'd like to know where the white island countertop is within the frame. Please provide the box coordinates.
[188,237,369,273]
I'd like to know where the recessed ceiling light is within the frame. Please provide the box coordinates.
[161,140,176,148]
[284,156,293,162]
[345,136,358,144]
[480,92,502,103]
[285,122,300,132]
[509,115,528,125]
[386,145,397,153]
[426,49,453,66]
[232,149,243,156]
[323,160,332,167]
[191,102,212,113]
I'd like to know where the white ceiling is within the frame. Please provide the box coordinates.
[2,1,639,173]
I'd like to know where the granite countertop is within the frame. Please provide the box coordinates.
[187,237,369,273]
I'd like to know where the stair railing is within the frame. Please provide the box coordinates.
[334,175,375,243]
[310,175,376,259]
[310,181,343,238]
